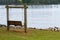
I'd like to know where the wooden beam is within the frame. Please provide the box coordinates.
[6,5,9,31]
[24,3,27,33]
[5,5,28,8]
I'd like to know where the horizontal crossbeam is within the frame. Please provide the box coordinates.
[5,5,28,8]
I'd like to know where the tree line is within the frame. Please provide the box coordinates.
[0,0,60,5]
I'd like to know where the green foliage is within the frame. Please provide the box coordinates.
[0,0,60,5]
[30,0,60,5]
[18,0,22,2]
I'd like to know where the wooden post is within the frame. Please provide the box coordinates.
[24,3,27,33]
[6,5,9,31]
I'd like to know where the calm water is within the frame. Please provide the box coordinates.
[0,5,60,29]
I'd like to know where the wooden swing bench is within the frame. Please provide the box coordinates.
[8,21,22,27]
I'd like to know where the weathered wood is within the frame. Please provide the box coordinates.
[8,21,22,27]
[6,4,28,33]
[24,3,27,33]
[6,5,9,31]
[5,5,28,8]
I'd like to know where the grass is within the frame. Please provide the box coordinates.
[0,27,60,40]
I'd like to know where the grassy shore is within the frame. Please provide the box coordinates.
[0,27,60,40]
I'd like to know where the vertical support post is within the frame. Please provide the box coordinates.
[6,5,9,31]
[24,3,27,33]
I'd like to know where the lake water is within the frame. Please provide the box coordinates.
[0,5,60,29]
